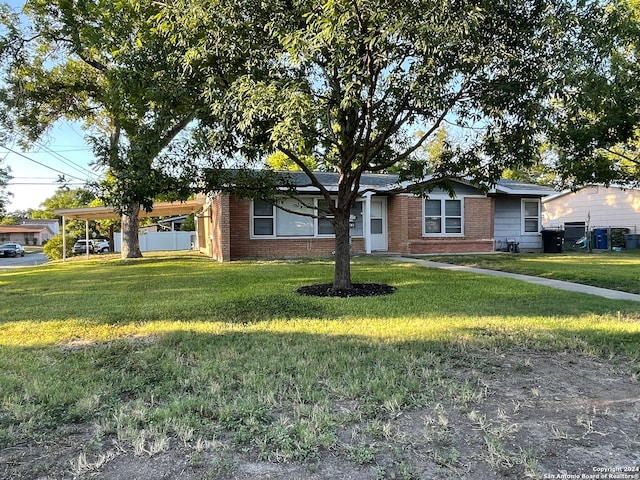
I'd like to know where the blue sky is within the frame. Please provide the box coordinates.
[2,122,100,211]
[1,0,101,212]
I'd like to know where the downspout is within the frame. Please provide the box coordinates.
[364,192,372,254]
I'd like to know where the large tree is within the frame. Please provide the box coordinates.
[0,0,207,258]
[169,0,598,292]
[548,0,640,189]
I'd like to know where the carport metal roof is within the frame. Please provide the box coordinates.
[55,199,206,261]
[54,199,205,221]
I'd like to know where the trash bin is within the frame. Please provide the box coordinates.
[625,233,640,250]
[541,230,565,253]
[593,228,608,249]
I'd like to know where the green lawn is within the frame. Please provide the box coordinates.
[1,253,639,474]
[426,249,640,294]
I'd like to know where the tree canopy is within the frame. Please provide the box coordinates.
[0,0,208,257]
[0,0,630,290]
[165,0,605,290]
[548,0,640,189]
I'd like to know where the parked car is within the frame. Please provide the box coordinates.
[95,240,110,253]
[0,243,25,257]
[73,239,95,255]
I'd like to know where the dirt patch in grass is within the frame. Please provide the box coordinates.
[2,352,638,480]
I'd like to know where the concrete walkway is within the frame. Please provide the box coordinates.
[393,256,640,302]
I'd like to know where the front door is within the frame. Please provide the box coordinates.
[370,198,387,251]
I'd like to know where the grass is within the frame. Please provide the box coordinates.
[426,248,640,293]
[1,253,639,473]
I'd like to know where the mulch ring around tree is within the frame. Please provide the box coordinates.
[296,283,396,297]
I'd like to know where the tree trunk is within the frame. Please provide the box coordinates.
[121,202,142,258]
[332,210,352,292]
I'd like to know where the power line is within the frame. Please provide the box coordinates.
[33,139,98,179]
[8,182,86,186]
[12,175,59,178]
[0,144,88,182]
[9,184,86,187]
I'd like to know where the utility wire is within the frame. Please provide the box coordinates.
[0,144,87,182]
[8,182,86,186]
[33,139,98,179]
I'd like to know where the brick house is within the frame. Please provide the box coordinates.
[197,172,554,261]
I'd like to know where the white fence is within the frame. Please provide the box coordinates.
[113,231,195,252]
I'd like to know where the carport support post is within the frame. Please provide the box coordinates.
[85,220,90,259]
[62,216,66,262]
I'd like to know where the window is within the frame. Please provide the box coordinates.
[522,199,540,234]
[317,201,364,236]
[253,199,274,236]
[275,198,313,236]
[424,198,463,235]
[350,202,364,236]
[317,199,335,236]
[252,198,365,238]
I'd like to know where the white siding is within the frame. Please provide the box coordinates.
[543,186,640,233]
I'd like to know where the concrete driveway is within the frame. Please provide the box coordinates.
[0,252,48,270]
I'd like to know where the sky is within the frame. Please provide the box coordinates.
[0,0,102,213]
[2,122,101,212]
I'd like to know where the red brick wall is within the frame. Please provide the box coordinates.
[387,195,409,253]
[402,195,495,254]
[464,197,495,239]
[210,194,231,261]
[210,194,496,260]
[228,196,364,259]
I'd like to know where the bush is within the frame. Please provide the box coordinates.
[611,228,630,248]
[43,234,75,260]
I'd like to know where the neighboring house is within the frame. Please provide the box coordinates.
[139,215,188,233]
[0,224,56,245]
[542,185,640,244]
[197,172,555,261]
[21,219,60,236]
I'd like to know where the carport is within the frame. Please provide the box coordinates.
[54,199,205,260]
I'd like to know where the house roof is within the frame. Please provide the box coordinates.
[541,184,640,203]
[278,171,555,196]
[282,171,402,192]
[280,171,400,193]
[0,224,56,234]
[54,199,206,221]
[488,179,556,197]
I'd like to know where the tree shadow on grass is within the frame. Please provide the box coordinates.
[4,259,640,328]
[204,294,335,322]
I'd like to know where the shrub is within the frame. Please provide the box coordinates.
[43,234,75,260]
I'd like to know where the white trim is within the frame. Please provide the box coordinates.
[364,192,372,254]
[422,197,465,237]
[521,198,542,235]
[369,197,388,251]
